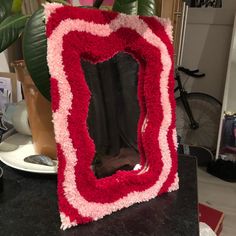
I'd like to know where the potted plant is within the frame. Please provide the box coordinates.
[0,0,71,159]
[0,0,157,159]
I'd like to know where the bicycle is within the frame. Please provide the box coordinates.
[175,67,222,152]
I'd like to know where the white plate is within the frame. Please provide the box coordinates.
[0,133,57,174]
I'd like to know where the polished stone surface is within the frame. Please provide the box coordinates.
[0,155,198,236]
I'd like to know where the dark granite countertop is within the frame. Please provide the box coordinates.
[0,155,199,236]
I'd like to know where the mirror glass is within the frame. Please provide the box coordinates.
[81,52,140,178]
[217,15,236,159]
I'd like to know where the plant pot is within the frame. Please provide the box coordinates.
[12,60,57,160]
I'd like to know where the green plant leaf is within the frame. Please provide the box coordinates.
[23,7,51,101]
[112,0,156,16]
[0,0,13,22]
[137,0,156,16]
[0,14,29,52]
[11,0,23,13]
[112,0,138,15]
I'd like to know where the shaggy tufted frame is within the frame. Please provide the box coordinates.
[45,3,179,230]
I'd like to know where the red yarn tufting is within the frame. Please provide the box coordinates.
[45,3,179,230]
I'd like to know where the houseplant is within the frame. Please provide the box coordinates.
[0,0,156,100]
[0,0,157,159]
[0,0,71,159]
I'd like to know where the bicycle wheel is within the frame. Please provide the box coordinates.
[176,92,221,151]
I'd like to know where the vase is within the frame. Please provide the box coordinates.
[12,60,57,160]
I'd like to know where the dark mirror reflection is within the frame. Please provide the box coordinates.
[81,52,140,179]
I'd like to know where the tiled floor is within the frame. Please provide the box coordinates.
[198,168,236,236]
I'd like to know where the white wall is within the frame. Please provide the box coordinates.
[182,0,236,102]
[0,51,10,72]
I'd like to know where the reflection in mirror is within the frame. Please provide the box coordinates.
[81,52,140,178]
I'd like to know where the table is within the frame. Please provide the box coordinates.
[0,155,199,236]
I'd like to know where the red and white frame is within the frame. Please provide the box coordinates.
[45,3,179,230]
